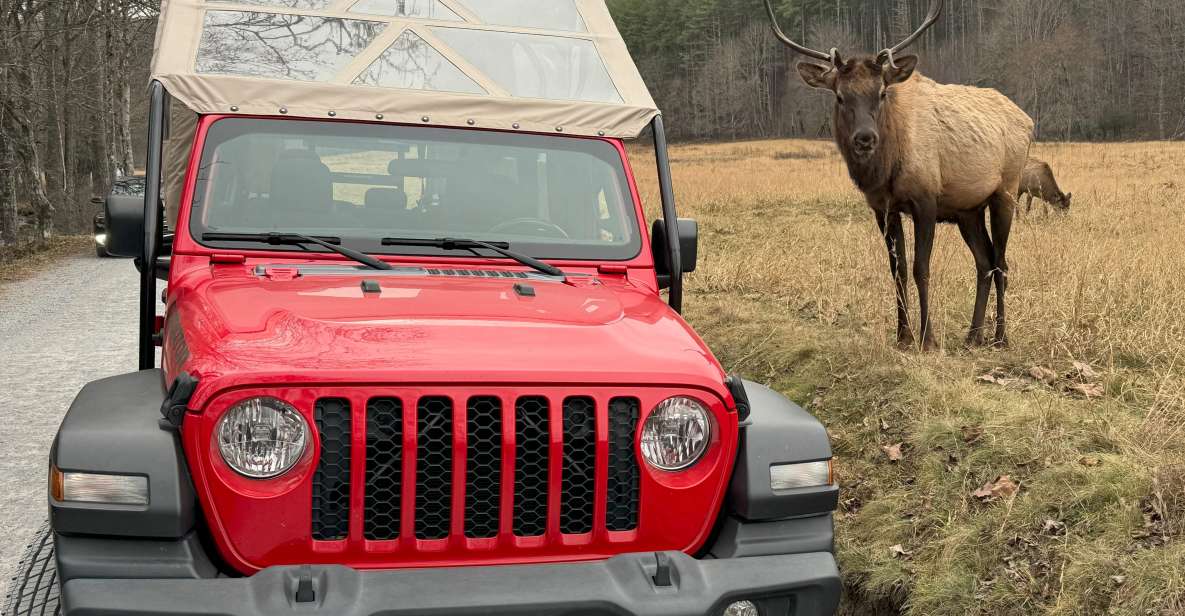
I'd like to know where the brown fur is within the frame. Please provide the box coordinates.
[1018,157,1072,213]
[798,56,1035,349]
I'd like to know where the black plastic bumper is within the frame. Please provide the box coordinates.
[62,550,840,616]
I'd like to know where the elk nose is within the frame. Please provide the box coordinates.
[854,131,878,150]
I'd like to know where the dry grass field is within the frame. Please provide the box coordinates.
[631,140,1185,615]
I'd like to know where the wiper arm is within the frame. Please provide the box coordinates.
[381,237,565,279]
[203,232,393,271]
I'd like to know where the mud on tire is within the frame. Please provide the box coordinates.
[3,522,60,616]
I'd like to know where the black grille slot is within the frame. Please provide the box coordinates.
[312,398,351,541]
[560,397,596,534]
[513,397,550,536]
[416,397,453,540]
[606,398,641,531]
[364,398,402,540]
[465,397,503,538]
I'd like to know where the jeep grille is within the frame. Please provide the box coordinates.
[311,394,641,543]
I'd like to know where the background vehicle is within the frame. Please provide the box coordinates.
[9,2,840,615]
[92,176,145,257]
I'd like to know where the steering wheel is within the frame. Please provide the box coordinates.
[488,218,570,239]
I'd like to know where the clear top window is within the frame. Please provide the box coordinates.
[196,11,386,81]
[207,0,334,9]
[354,31,484,94]
[431,28,621,103]
[452,0,586,32]
[349,0,462,21]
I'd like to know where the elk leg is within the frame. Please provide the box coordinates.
[911,205,939,352]
[957,211,994,347]
[1024,193,1034,214]
[988,191,1015,347]
[875,210,913,348]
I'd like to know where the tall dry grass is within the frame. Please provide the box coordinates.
[631,139,1185,615]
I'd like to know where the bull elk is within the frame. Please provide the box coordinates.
[764,0,1034,349]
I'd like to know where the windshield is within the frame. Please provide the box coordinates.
[190,118,641,261]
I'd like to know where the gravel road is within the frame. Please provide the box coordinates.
[0,255,153,574]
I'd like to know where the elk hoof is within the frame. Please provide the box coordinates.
[895,331,915,350]
[991,335,1010,349]
[964,331,987,348]
[922,338,941,353]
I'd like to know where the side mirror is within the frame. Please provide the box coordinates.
[104,194,145,258]
[652,218,698,289]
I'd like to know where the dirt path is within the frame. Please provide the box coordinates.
[0,255,149,574]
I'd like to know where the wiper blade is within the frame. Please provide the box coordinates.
[381,237,565,279]
[203,232,393,271]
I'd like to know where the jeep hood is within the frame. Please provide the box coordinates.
[173,271,727,400]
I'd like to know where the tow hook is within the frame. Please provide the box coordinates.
[652,552,674,588]
[295,565,316,603]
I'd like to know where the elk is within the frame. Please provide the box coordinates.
[763,0,1034,349]
[1019,157,1072,214]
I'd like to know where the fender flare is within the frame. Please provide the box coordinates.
[51,370,196,538]
[727,380,838,521]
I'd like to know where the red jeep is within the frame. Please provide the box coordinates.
[11,2,840,614]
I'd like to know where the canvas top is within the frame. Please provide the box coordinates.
[152,0,659,138]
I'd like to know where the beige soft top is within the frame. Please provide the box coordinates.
[152,0,659,138]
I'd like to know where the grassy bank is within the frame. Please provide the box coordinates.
[633,140,1185,615]
[0,236,93,290]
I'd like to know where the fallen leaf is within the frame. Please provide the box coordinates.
[889,544,912,559]
[1042,519,1066,535]
[1110,575,1126,585]
[1068,383,1105,399]
[1071,361,1100,380]
[1079,456,1102,467]
[962,426,984,444]
[882,443,904,462]
[973,475,1020,501]
[1028,366,1058,385]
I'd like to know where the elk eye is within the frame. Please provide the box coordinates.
[836,94,845,104]
[880,89,888,100]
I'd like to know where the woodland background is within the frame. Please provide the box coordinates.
[2,0,1184,249]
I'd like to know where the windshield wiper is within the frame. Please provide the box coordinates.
[381,237,565,279]
[203,232,393,271]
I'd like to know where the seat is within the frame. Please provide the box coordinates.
[269,149,336,229]
[361,187,410,228]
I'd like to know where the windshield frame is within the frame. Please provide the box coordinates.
[186,116,645,262]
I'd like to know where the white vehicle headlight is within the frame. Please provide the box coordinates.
[94,233,108,246]
[217,397,308,479]
[640,396,711,471]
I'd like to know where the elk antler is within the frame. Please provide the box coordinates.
[762,0,840,65]
[877,0,943,67]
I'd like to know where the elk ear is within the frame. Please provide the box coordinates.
[797,62,837,91]
[884,55,918,85]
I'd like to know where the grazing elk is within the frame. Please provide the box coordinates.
[1019,157,1072,214]
[763,0,1034,349]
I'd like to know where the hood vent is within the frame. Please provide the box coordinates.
[254,265,553,280]
[426,269,530,279]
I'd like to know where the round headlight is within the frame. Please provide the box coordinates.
[640,396,711,471]
[216,397,308,479]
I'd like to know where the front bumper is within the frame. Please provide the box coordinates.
[62,550,840,616]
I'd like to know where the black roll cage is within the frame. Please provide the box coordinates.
[134,81,684,370]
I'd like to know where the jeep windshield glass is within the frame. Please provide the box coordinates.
[191,118,642,261]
